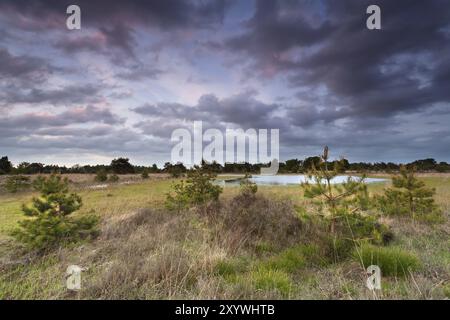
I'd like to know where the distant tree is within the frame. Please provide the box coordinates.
[201,159,223,173]
[337,158,350,172]
[16,162,31,174]
[285,159,302,173]
[94,169,108,182]
[4,175,31,193]
[28,163,44,174]
[302,156,322,171]
[0,156,13,174]
[151,164,159,173]
[436,162,450,173]
[164,162,186,178]
[407,158,437,171]
[111,158,135,174]
[141,170,149,179]
[108,174,119,183]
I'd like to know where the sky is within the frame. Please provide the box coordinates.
[1,0,450,166]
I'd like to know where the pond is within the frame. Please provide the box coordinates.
[223,175,387,186]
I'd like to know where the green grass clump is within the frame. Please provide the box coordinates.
[263,245,307,273]
[299,243,329,267]
[354,244,421,277]
[254,241,275,254]
[214,258,248,277]
[443,284,450,299]
[249,267,292,296]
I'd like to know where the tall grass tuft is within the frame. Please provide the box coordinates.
[354,244,421,277]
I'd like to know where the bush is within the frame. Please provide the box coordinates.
[94,169,108,182]
[4,175,31,193]
[218,194,302,250]
[108,174,119,183]
[141,170,149,179]
[354,244,421,277]
[318,214,394,264]
[339,213,394,246]
[239,174,257,196]
[376,166,442,222]
[165,167,222,211]
[12,174,98,250]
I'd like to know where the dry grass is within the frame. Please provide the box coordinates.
[0,173,449,300]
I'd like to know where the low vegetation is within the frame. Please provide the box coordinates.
[165,167,222,211]
[376,166,443,222]
[354,244,421,277]
[11,175,98,250]
[3,175,31,193]
[0,149,448,299]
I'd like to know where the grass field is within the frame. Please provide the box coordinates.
[0,174,449,299]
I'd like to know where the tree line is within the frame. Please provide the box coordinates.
[1,155,449,176]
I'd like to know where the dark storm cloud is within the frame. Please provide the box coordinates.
[1,0,450,163]
[0,0,228,61]
[226,0,450,126]
[0,0,227,29]
[226,0,332,76]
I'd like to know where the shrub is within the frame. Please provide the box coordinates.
[218,194,302,250]
[141,170,149,179]
[4,175,31,193]
[302,146,370,233]
[353,244,421,277]
[339,213,394,245]
[11,174,98,250]
[376,166,442,222]
[94,169,108,182]
[317,214,394,264]
[108,174,119,183]
[165,166,222,211]
[239,174,257,196]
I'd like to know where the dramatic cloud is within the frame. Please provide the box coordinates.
[0,84,103,106]
[1,0,449,165]
[0,48,53,83]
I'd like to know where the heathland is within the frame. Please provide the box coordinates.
[0,171,449,299]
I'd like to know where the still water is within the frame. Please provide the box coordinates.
[224,175,387,186]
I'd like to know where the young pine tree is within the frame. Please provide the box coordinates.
[301,146,369,234]
[165,166,222,211]
[12,175,98,250]
[239,174,258,197]
[377,166,442,222]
